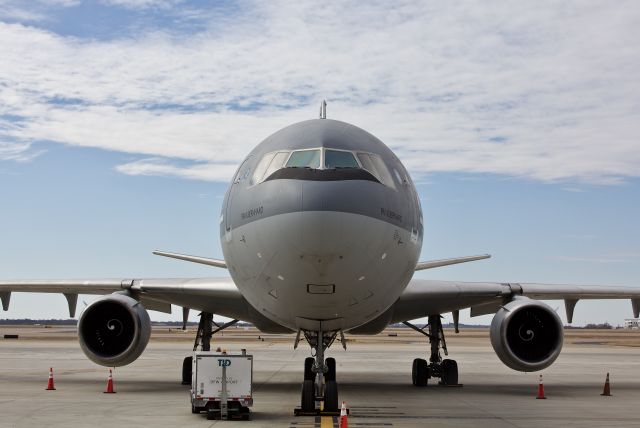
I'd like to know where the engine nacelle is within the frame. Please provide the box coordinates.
[78,293,151,367]
[490,297,563,372]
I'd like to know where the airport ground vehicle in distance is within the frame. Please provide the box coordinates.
[2,104,640,413]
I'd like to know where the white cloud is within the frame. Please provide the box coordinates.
[115,157,237,181]
[99,0,182,10]
[38,0,82,7]
[0,4,46,22]
[0,1,639,183]
[0,141,41,161]
[0,0,80,23]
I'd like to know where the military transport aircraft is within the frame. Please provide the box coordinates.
[2,104,640,413]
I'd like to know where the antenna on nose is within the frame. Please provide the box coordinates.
[319,100,327,119]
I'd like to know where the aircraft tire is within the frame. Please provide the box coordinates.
[323,380,339,412]
[301,379,315,412]
[413,358,429,386]
[441,359,458,385]
[304,357,315,381]
[325,357,336,382]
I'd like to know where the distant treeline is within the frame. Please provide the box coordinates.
[0,319,615,329]
[0,319,251,327]
[0,319,78,325]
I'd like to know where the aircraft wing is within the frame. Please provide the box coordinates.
[391,279,640,324]
[0,278,247,321]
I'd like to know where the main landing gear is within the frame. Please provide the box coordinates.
[405,314,460,387]
[295,328,344,416]
[181,312,239,385]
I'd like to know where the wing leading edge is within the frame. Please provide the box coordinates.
[390,279,640,325]
[414,254,491,271]
[0,277,291,333]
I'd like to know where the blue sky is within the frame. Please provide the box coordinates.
[0,0,639,326]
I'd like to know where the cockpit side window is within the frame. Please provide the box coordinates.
[325,149,359,169]
[251,151,290,184]
[285,149,321,169]
[251,152,276,185]
[356,152,396,189]
[233,156,253,184]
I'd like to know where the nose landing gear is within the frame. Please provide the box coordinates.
[295,329,342,416]
[405,314,461,387]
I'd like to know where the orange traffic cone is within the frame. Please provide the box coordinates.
[45,367,56,390]
[104,369,116,394]
[536,374,546,399]
[601,372,611,396]
[339,401,348,428]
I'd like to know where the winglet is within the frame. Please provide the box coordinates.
[153,251,227,269]
[415,254,491,271]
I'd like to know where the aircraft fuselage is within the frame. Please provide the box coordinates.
[221,119,423,332]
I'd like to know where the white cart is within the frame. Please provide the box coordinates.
[190,351,253,420]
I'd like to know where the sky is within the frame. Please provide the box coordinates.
[0,0,639,327]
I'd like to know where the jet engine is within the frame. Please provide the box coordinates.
[78,293,151,367]
[490,297,563,372]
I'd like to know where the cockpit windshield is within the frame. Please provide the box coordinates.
[325,150,359,169]
[252,147,396,190]
[285,149,321,169]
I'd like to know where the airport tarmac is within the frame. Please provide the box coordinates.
[1,326,639,427]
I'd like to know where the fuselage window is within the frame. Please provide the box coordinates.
[357,152,396,190]
[325,150,359,169]
[285,149,321,169]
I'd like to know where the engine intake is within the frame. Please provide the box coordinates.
[78,293,151,367]
[490,297,563,372]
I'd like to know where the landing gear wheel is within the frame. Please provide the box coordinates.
[323,380,339,412]
[304,357,315,381]
[441,359,458,385]
[325,357,336,382]
[301,379,315,412]
[182,356,192,385]
[412,358,429,387]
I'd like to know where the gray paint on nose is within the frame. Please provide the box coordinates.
[221,119,423,239]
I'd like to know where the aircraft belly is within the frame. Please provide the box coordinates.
[223,211,418,331]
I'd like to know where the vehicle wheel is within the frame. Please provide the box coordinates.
[301,379,315,412]
[304,357,315,381]
[240,406,251,420]
[182,356,192,385]
[323,380,339,412]
[191,404,197,414]
[441,359,458,385]
[413,358,429,387]
[325,357,336,382]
